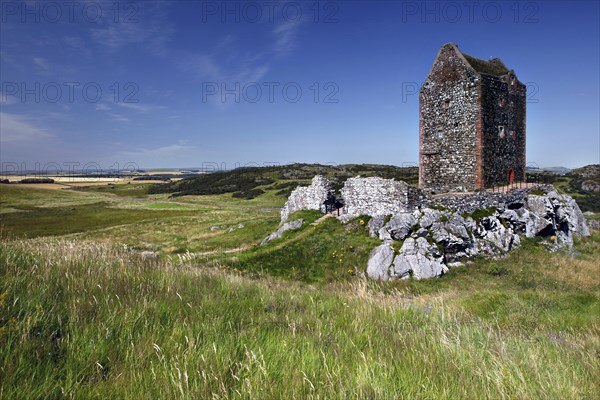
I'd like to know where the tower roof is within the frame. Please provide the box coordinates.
[460,52,510,76]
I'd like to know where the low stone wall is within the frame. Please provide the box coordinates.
[280,176,332,222]
[340,176,423,217]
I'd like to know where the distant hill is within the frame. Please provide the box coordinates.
[525,166,571,175]
[148,163,419,199]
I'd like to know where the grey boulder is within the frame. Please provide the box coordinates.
[261,219,304,245]
[393,237,447,279]
[380,213,417,241]
[366,243,395,280]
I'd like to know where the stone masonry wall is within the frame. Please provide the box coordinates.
[340,177,422,217]
[280,175,332,222]
[480,74,526,186]
[419,43,526,193]
[419,43,480,192]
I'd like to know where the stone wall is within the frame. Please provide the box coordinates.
[480,74,527,186]
[419,43,480,192]
[340,176,422,217]
[280,175,332,222]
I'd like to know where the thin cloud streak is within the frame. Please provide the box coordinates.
[0,113,53,143]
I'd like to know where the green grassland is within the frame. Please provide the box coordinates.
[1,165,599,398]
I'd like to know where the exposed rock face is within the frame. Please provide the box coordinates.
[261,219,304,245]
[366,237,448,281]
[367,215,387,238]
[392,238,447,280]
[276,174,590,281]
[280,176,332,222]
[366,186,590,280]
[340,177,422,217]
[379,213,417,241]
[366,243,395,281]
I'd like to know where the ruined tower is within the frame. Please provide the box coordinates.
[419,43,526,193]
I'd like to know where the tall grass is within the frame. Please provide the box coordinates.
[1,239,598,399]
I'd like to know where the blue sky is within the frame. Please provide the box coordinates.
[1,0,598,171]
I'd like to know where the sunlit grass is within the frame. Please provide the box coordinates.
[1,238,598,399]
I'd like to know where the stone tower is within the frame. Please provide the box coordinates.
[419,43,526,193]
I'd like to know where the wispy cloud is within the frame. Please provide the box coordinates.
[0,94,18,106]
[178,50,270,88]
[117,102,167,113]
[33,57,49,70]
[108,113,131,123]
[95,103,111,111]
[0,113,52,142]
[272,20,304,55]
[117,143,195,159]
[64,36,92,58]
[90,2,173,56]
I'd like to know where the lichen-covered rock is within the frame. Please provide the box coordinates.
[392,237,447,279]
[524,194,555,236]
[475,216,520,253]
[380,213,417,240]
[366,243,395,280]
[519,191,589,248]
[367,215,387,238]
[340,176,422,217]
[430,220,473,261]
[280,176,332,222]
[548,191,589,237]
[365,185,589,280]
[419,208,442,229]
[261,219,304,245]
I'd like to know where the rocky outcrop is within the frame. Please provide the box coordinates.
[261,219,304,245]
[340,177,422,217]
[276,175,590,281]
[280,176,332,222]
[366,186,590,280]
[366,243,396,281]
[393,238,447,279]
[379,212,417,241]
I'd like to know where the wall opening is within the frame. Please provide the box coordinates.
[507,168,515,184]
[498,126,506,138]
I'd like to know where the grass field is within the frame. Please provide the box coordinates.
[1,172,599,399]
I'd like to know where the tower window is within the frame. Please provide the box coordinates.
[499,99,505,108]
[498,126,506,138]
[443,98,451,109]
